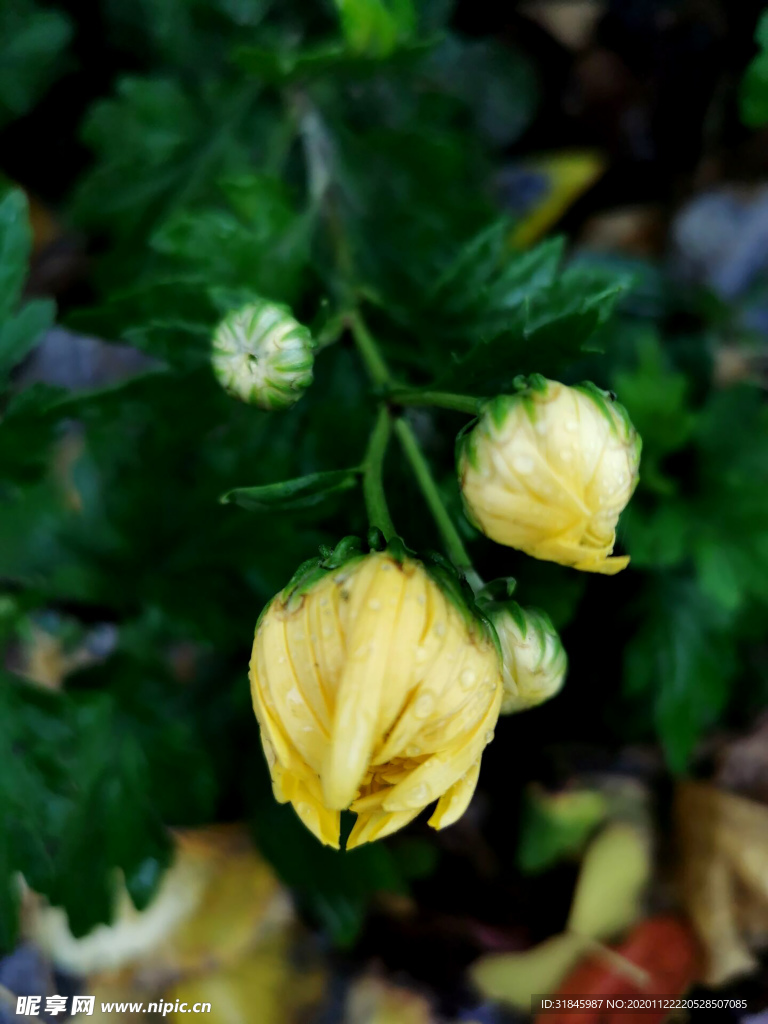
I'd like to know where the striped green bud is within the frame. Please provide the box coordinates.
[211,300,315,411]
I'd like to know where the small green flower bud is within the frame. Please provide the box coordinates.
[211,300,315,410]
[489,603,567,714]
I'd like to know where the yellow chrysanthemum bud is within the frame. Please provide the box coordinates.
[211,299,314,410]
[458,376,641,574]
[489,603,567,714]
[249,543,502,850]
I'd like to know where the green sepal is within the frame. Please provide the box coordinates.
[262,535,499,655]
[475,577,517,608]
[279,535,366,612]
[573,380,634,441]
[419,550,500,657]
[455,413,482,475]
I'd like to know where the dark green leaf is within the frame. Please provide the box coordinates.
[0,298,54,378]
[0,190,31,320]
[623,579,736,773]
[234,36,432,81]
[0,671,175,946]
[222,468,361,511]
[0,1,72,127]
[434,265,628,394]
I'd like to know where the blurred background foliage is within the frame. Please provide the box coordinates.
[3,0,768,1015]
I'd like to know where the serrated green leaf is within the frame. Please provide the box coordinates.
[427,222,563,326]
[0,672,175,946]
[623,579,736,772]
[71,76,265,280]
[149,174,310,304]
[433,265,628,394]
[222,468,361,511]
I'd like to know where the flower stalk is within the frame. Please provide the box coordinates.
[393,417,483,592]
[363,406,396,542]
[387,389,485,416]
[348,308,481,587]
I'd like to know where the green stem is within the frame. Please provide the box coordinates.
[394,417,482,591]
[363,406,396,542]
[349,309,481,588]
[347,309,392,388]
[387,389,485,416]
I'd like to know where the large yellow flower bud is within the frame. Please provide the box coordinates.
[489,603,567,714]
[249,543,502,849]
[458,377,641,574]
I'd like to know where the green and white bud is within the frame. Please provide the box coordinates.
[211,300,315,411]
[490,603,567,714]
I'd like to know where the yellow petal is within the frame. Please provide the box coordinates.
[347,807,422,850]
[428,758,481,829]
[257,611,327,773]
[322,558,406,809]
[383,689,500,812]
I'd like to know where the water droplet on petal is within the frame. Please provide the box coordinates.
[405,744,421,757]
[566,419,578,432]
[414,645,430,663]
[410,783,429,804]
[485,730,495,744]
[434,622,447,637]
[414,692,435,718]
[368,599,381,611]
[460,669,476,691]
[513,454,535,475]
[416,594,426,606]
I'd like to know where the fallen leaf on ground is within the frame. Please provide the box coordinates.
[534,915,700,1024]
[676,780,768,986]
[470,822,651,1010]
[343,973,436,1024]
[26,825,292,981]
